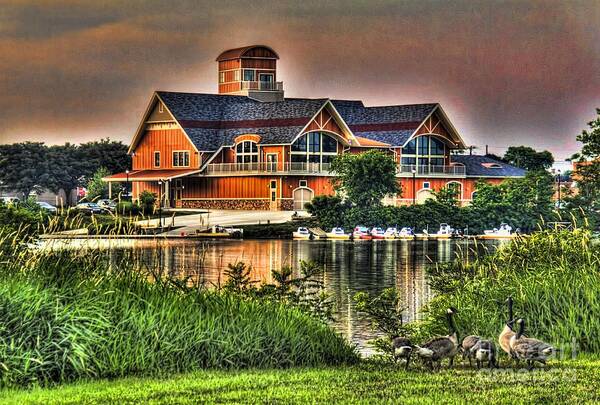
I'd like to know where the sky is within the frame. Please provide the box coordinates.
[1,0,599,168]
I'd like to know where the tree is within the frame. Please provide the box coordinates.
[86,167,112,201]
[503,146,554,171]
[572,108,600,206]
[329,150,400,208]
[0,142,51,199]
[77,139,129,183]
[46,144,84,205]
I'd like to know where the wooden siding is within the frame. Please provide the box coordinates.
[132,129,199,170]
[147,101,174,122]
[218,60,241,71]
[241,59,276,69]
[242,47,278,59]
[181,177,272,199]
[414,111,452,142]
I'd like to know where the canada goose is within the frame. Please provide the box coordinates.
[469,339,498,369]
[498,296,517,360]
[417,308,460,370]
[391,336,413,370]
[510,319,556,370]
[460,335,481,366]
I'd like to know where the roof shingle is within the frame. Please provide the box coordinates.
[451,155,526,177]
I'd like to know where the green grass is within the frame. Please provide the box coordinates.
[2,358,600,404]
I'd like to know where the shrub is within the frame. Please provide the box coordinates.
[138,190,157,215]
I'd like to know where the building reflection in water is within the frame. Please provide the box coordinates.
[47,238,497,352]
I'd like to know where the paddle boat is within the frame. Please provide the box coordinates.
[428,223,454,239]
[326,227,351,240]
[479,223,518,240]
[353,226,372,240]
[293,227,314,240]
[397,227,415,239]
[371,227,386,240]
[384,227,399,239]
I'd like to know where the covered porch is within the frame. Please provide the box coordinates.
[103,169,199,208]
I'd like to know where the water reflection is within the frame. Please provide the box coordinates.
[41,238,499,352]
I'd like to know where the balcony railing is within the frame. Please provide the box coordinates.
[240,81,284,91]
[206,162,331,175]
[398,164,466,176]
[204,162,466,176]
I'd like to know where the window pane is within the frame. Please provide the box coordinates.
[418,136,429,155]
[236,156,243,163]
[244,155,250,163]
[308,154,320,163]
[322,134,337,152]
[243,141,251,153]
[251,143,258,153]
[184,152,189,166]
[291,154,306,163]
[243,70,254,81]
[401,157,416,166]
[236,143,242,153]
[431,137,445,155]
[251,155,258,163]
[418,157,429,166]
[321,155,334,164]
[431,158,444,166]
[292,135,307,152]
[404,139,416,155]
[308,132,320,152]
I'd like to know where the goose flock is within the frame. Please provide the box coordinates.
[392,297,556,371]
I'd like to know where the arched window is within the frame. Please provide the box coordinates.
[446,181,463,200]
[291,132,338,167]
[236,141,258,163]
[401,135,446,167]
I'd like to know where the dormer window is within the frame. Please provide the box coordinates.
[236,141,258,163]
[482,162,502,169]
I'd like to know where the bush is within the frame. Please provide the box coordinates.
[138,190,157,215]
[115,201,140,216]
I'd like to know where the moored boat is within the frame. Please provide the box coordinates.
[428,223,454,239]
[353,226,372,240]
[371,227,386,240]
[397,227,415,239]
[326,227,351,240]
[384,227,398,239]
[293,227,314,240]
[479,223,517,239]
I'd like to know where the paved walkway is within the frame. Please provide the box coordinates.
[136,209,309,236]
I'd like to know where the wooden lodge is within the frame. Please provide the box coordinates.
[105,45,526,210]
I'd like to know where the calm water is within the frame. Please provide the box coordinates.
[41,238,501,352]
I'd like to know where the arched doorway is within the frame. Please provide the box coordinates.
[293,187,313,210]
[416,189,434,203]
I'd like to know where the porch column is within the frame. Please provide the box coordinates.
[108,182,112,199]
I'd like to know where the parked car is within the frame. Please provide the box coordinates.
[97,199,117,212]
[36,201,58,214]
[0,196,20,205]
[74,202,104,215]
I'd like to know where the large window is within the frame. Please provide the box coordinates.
[173,151,190,167]
[236,141,258,163]
[243,70,255,81]
[401,135,446,167]
[290,132,338,167]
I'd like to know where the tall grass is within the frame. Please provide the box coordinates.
[0,230,357,388]
[423,229,600,352]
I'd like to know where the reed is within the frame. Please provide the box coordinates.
[0,230,357,389]
[423,229,600,352]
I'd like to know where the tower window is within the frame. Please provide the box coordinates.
[235,141,258,163]
[299,180,308,187]
[219,72,225,83]
[243,70,255,81]
[154,151,160,167]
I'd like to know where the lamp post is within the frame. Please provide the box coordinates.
[557,169,562,209]
[411,168,416,206]
[125,170,130,200]
[157,180,163,230]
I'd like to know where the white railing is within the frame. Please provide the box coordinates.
[398,164,466,176]
[240,81,284,91]
[206,162,331,175]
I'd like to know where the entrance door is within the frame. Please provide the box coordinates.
[266,153,278,172]
[269,179,278,210]
[259,73,274,90]
[416,189,434,204]
[293,188,313,211]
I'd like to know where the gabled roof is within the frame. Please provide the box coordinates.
[331,100,438,146]
[451,155,526,177]
[216,45,279,61]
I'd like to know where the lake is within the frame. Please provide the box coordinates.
[41,238,501,353]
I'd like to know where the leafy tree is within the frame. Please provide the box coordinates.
[86,167,112,201]
[77,139,129,182]
[503,146,554,171]
[46,144,83,205]
[432,185,460,207]
[571,108,600,207]
[304,195,349,229]
[0,142,51,199]
[330,150,400,208]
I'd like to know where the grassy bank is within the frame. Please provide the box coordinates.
[422,229,600,352]
[3,358,599,404]
[240,219,316,239]
[0,233,357,389]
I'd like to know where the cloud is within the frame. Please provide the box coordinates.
[0,0,599,160]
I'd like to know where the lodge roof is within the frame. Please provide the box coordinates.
[155,91,442,151]
[451,155,527,177]
[215,45,279,61]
